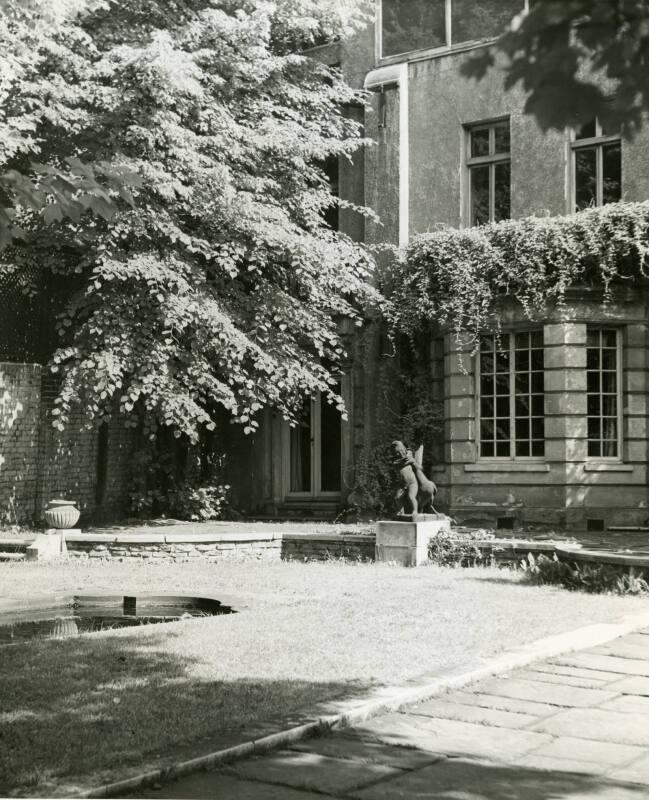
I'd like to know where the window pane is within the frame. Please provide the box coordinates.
[588,441,601,458]
[515,350,529,371]
[602,330,617,348]
[516,396,530,417]
[588,417,601,441]
[530,348,543,371]
[587,329,600,347]
[586,371,600,393]
[531,372,544,393]
[601,395,617,416]
[602,349,617,370]
[471,165,490,226]
[496,420,510,439]
[587,395,600,416]
[531,418,544,439]
[587,348,600,370]
[481,352,494,373]
[495,349,510,372]
[452,0,521,45]
[481,441,494,457]
[495,374,509,395]
[531,440,545,457]
[602,142,621,205]
[480,335,495,352]
[496,441,510,457]
[576,119,597,140]
[381,0,446,57]
[320,391,341,492]
[471,128,490,158]
[496,397,509,417]
[494,161,511,222]
[494,122,511,155]
[481,375,494,396]
[515,418,529,439]
[482,420,494,440]
[575,147,597,210]
[515,373,529,394]
[517,441,530,457]
[290,401,311,492]
[602,372,617,393]
[481,398,494,417]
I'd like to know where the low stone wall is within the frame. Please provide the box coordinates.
[64,532,283,562]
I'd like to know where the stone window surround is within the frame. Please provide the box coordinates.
[476,329,545,461]
[465,118,512,226]
[568,117,622,213]
[375,0,530,65]
[468,322,630,471]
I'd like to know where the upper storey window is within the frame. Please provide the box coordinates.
[380,0,523,60]
[572,118,622,211]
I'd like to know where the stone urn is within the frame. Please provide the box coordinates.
[44,499,80,530]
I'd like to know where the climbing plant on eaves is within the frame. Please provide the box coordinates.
[388,201,649,348]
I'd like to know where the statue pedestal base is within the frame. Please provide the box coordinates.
[375,516,450,567]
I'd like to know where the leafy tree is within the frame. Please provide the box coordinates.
[1,0,378,446]
[462,0,649,137]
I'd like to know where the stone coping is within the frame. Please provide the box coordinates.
[3,530,649,570]
[556,545,649,568]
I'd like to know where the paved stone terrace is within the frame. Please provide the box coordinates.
[136,628,649,799]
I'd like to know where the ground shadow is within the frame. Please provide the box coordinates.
[137,727,649,800]
[0,631,373,797]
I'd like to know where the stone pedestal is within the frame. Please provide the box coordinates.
[375,515,450,567]
[25,530,71,561]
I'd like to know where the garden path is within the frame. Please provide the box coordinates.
[136,627,649,799]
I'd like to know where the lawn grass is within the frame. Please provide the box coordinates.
[1,558,647,796]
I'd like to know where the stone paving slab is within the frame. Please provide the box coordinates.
[531,662,626,682]
[528,735,646,766]
[136,773,324,799]
[601,694,649,713]
[289,734,442,770]
[404,697,539,729]
[348,757,649,800]
[513,667,611,689]
[532,708,649,747]
[553,652,649,676]
[352,713,553,761]
[446,689,559,717]
[606,675,649,695]
[472,676,618,707]
[224,749,403,795]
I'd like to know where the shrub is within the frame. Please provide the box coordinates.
[428,529,495,567]
[522,552,649,595]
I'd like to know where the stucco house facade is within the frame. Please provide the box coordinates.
[234,0,649,532]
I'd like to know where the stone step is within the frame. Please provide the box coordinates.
[0,551,26,562]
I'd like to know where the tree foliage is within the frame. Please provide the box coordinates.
[1,0,379,442]
[390,201,649,348]
[462,0,649,137]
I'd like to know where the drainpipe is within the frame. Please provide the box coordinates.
[364,62,409,249]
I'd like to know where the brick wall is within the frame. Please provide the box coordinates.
[0,362,134,525]
[0,364,41,523]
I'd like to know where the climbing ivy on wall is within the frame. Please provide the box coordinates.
[388,201,649,348]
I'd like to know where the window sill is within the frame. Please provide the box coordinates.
[584,463,633,472]
[465,463,550,473]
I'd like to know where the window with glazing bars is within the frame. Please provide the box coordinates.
[586,328,620,458]
[479,331,544,458]
[572,118,621,211]
[467,120,511,226]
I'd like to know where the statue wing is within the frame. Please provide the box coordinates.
[414,445,424,468]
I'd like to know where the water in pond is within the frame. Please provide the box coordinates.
[0,602,233,646]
